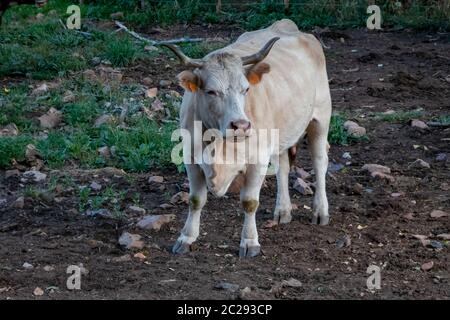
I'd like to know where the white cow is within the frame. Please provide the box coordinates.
[164,19,332,257]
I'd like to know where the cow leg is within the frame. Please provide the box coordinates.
[273,150,292,224]
[307,119,330,225]
[239,164,267,258]
[172,164,207,254]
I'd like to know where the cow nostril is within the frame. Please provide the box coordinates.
[231,120,251,132]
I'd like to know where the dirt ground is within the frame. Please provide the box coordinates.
[0,26,449,300]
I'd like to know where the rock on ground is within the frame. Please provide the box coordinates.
[136,214,176,231]
[118,232,144,249]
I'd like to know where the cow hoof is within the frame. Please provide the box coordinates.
[311,215,330,225]
[274,209,292,224]
[277,213,292,224]
[172,240,191,254]
[239,245,261,258]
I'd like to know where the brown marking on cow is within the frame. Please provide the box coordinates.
[189,196,201,210]
[242,199,259,213]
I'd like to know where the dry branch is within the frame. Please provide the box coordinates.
[114,21,203,46]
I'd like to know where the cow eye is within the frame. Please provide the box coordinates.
[206,90,218,96]
[243,87,249,94]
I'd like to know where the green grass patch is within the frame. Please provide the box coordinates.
[0,135,34,168]
[374,110,424,123]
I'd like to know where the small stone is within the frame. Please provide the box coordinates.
[336,235,351,248]
[362,164,394,182]
[342,152,351,159]
[32,83,48,95]
[83,69,97,81]
[91,57,101,66]
[421,261,434,271]
[430,241,443,249]
[118,232,144,249]
[87,239,104,248]
[410,119,429,130]
[159,80,172,87]
[214,282,239,292]
[390,192,403,198]
[33,287,44,296]
[89,181,102,191]
[362,163,391,174]
[148,175,164,184]
[25,144,40,162]
[403,213,414,220]
[440,183,449,191]
[239,287,252,300]
[85,209,113,219]
[35,13,45,20]
[170,191,189,204]
[435,153,447,162]
[137,214,175,231]
[23,262,33,269]
[0,123,19,137]
[409,159,430,169]
[430,210,448,218]
[328,162,344,173]
[293,177,313,195]
[12,196,24,209]
[292,166,311,180]
[151,98,164,112]
[43,265,54,272]
[142,77,153,86]
[145,87,158,98]
[352,183,364,195]
[159,203,174,209]
[133,252,146,260]
[263,219,279,228]
[97,146,111,158]
[94,114,114,127]
[5,169,20,178]
[62,90,75,103]
[344,120,366,137]
[128,205,146,215]
[23,170,47,182]
[144,45,158,52]
[112,254,132,263]
[38,107,62,129]
[282,278,302,288]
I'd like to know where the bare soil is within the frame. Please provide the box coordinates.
[1,26,449,299]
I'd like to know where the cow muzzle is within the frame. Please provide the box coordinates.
[228,119,252,138]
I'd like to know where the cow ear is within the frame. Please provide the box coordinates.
[246,62,270,85]
[177,70,202,92]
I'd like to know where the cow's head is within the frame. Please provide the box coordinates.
[164,37,280,137]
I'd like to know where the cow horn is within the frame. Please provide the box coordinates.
[241,37,280,66]
[161,44,204,68]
